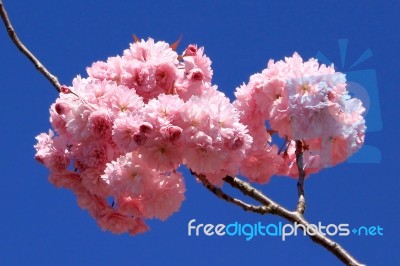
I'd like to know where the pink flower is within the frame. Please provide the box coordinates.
[97,208,148,235]
[116,196,143,217]
[139,136,183,171]
[83,80,119,108]
[81,167,111,197]
[160,125,182,142]
[87,110,113,140]
[183,46,212,82]
[177,90,252,182]
[140,171,185,220]
[154,62,177,94]
[110,85,144,115]
[240,146,282,184]
[123,38,178,62]
[128,218,150,236]
[74,140,115,169]
[102,152,153,197]
[183,130,226,174]
[34,131,70,171]
[74,187,108,217]
[120,62,158,101]
[87,56,123,82]
[48,169,82,190]
[144,94,184,126]
[183,44,197,56]
[187,67,204,82]
[65,103,92,141]
[112,114,144,152]
[123,38,178,64]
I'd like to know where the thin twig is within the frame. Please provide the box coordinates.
[0,1,61,92]
[295,140,306,214]
[191,170,270,214]
[223,175,283,214]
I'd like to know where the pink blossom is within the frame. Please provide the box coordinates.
[240,146,282,184]
[48,170,82,191]
[123,38,178,64]
[83,80,119,108]
[97,208,147,235]
[160,125,182,142]
[113,114,147,152]
[116,196,143,217]
[140,171,185,220]
[177,90,252,182]
[87,56,123,83]
[183,46,212,82]
[139,137,183,171]
[128,218,150,236]
[74,140,115,169]
[50,105,69,136]
[120,62,158,101]
[102,152,153,197]
[65,103,92,141]
[154,62,177,93]
[81,167,111,197]
[183,44,197,56]
[74,187,108,217]
[34,131,70,171]
[144,94,184,126]
[183,130,226,175]
[87,110,113,140]
[110,85,144,115]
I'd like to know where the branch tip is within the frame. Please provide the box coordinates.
[0,2,61,92]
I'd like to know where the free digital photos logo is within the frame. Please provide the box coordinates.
[316,39,382,164]
[188,219,384,241]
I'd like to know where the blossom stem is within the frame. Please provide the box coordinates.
[295,140,306,214]
[0,1,61,92]
[278,136,289,155]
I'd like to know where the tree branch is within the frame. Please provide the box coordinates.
[0,1,61,92]
[219,175,364,265]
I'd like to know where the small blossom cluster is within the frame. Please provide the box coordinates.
[233,53,366,181]
[34,38,252,235]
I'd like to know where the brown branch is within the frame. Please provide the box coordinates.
[223,175,289,216]
[295,140,306,214]
[190,170,270,214]
[0,1,61,92]
[221,175,364,266]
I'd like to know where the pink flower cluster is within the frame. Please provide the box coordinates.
[35,39,366,235]
[234,53,366,182]
[34,38,252,235]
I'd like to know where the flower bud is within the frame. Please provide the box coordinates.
[183,45,197,56]
[55,102,70,115]
[139,122,153,134]
[160,125,182,142]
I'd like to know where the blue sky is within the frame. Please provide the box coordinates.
[1,1,399,265]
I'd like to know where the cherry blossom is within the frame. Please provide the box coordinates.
[35,38,365,235]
